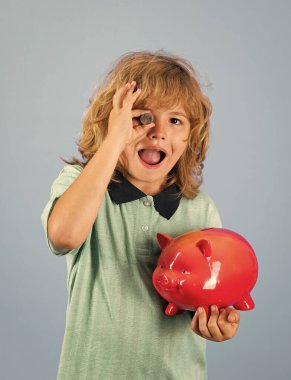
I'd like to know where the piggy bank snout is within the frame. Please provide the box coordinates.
[156,273,179,290]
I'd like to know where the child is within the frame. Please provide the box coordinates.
[41,50,240,380]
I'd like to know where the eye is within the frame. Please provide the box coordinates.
[160,265,164,269]
[170,117,182,125]
[182,269,187,274]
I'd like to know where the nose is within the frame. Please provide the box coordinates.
[148,122,166,141]
[156,274,178,290]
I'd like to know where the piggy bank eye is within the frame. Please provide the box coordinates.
[160,265,164,269]
[182,269,187,274]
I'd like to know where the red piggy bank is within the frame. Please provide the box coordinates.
[152,228,258,317]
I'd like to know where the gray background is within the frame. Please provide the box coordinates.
[1,0,290,379]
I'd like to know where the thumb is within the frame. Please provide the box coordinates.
[227,309,240,324]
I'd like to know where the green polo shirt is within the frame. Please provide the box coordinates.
[41,164,222,380]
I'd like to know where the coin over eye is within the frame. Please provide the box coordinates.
[140,113,154,125]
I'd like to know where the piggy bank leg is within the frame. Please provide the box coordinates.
[233,294,255,310]
[165,303,184,316]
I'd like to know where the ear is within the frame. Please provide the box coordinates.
[196,239,212,259]
[157,233,173,249]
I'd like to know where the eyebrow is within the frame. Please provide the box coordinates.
[168,111,188,119]
[146,108,189,119]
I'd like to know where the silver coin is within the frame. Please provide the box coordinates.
[140,113,154,125]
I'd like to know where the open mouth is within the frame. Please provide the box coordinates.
[138,149,166,167]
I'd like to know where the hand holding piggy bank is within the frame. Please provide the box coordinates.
[152,228,258,317]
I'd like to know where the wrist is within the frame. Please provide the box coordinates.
[103,134,126,154]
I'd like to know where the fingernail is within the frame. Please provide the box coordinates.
[211,305,217,312]
[229,315,236,322]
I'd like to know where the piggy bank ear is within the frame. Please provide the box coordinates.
[196,239,212,259]
[157,233,173,249]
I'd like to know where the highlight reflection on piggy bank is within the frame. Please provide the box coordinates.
[152,228,258,317]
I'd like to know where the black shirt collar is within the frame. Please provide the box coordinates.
[108,171,181,220]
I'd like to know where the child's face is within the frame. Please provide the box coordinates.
[121,106,191,195]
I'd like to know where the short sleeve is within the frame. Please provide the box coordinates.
[41,164,83,256]
[206,195,223,228]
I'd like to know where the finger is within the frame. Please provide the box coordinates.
[217,308,239,340]
[217,308,228,333]
[191,310,203,338]
[197,308,212,340]
[112,83,131,109]
[207,305,223,340]
[191,311,198,329]
[123,82,142,108]
[226,308,240,324]
[130,123,155,143]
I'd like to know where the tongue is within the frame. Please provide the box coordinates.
[139,149,161,165]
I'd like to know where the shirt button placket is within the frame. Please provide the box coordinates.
[143,200,151,207]
[136,196,153,253]
[141,197,152,233]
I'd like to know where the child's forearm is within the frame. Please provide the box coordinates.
[48,81,147,250]
[47,136,125,250]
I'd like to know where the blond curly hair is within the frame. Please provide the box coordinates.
[62,50,212,199]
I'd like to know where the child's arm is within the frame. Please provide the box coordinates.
[48,81,154,250]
